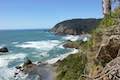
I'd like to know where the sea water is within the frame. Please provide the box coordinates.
[0,29,78,80]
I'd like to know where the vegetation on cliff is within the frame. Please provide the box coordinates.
[63,40,82,49]
[55,6,120,80]
[56,52,87,80]
[100,7,120,27]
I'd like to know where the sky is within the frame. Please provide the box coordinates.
[0,0,102,30]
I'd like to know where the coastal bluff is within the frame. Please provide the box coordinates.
[50,19,101,35]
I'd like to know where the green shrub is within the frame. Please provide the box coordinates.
[112,7,120,18]
[57,53,87,80]
[100,7,120,27]
[100,15,116,27]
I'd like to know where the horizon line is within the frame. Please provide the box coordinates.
[0,28,50,31]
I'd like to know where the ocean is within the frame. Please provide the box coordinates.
[0,29,78,80]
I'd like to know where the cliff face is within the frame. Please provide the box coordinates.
[96,24,120,65]
[51,19,101,35]
[54,7,120,80]
[55,23,120,80]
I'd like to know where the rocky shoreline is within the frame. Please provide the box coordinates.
[14,46,79,80]
[14,59,56,80]
[12,23,93,80]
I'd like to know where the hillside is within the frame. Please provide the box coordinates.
[54,7,120,80]
[50,19,101,35]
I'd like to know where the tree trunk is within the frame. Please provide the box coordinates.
[102,0,112,16]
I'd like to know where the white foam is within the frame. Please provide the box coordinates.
[12,42,19,44]
[0,67,15,80]
[0,53,26,67]
[63,34,91,41]
[63,35,80,41]
[46,49,79,64]
[40,52,49,57]
[0,59,9,67]
[0,53,27,80]
[15,40,61,50]
[33,51,49,57]
[15,40,62,59]
[0,67,27,80]
[58,44,64,49]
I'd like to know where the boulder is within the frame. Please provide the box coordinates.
[63,43,80,49]
[23,58,32,67]
[0,47,9,52]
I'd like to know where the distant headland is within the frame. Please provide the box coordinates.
[50,18,101,35]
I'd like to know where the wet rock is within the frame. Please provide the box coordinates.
[0,47,8,53]
[63,43,80,49]
[23,58,32,67]
[15,66,22,69]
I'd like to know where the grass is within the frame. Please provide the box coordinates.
[56,52,87,80]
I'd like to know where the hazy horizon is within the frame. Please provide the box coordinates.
[0,27,50,30]
[0,0,102,30]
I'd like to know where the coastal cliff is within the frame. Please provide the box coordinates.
[51,19,101,35]
[54,7,120,80]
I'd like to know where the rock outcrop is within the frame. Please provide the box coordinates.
[0,47,9,53]
[96,24,120,65]
[51,19,101,35]
[63,43,80,49]
[88,57,120,80]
